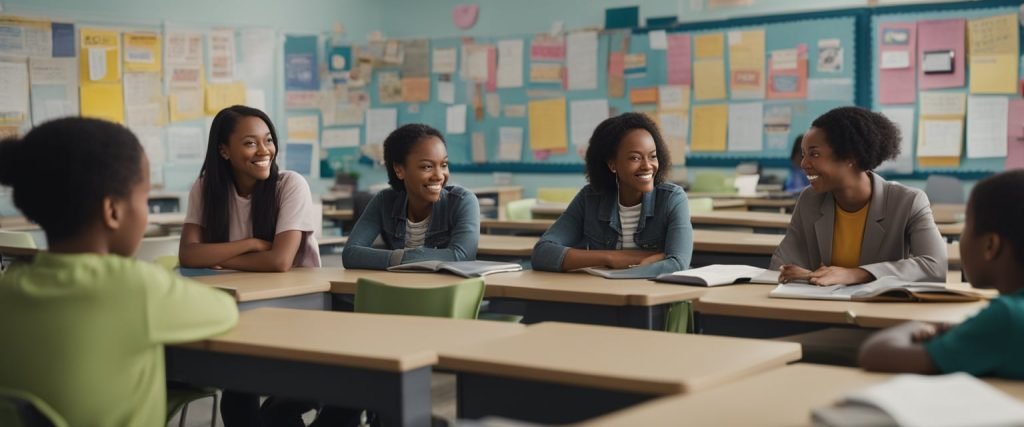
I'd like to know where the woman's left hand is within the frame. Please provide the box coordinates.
[808,266,874,286]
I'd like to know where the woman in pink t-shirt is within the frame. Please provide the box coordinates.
[178,105,321,273]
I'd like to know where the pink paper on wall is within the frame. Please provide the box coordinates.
[608,52,625,78]
[452,4,479,29]
[666,33,692,85]
[486,46,497,92]
[878,22,917,104]
[917,19,965,90]
[1007,99,1024,169]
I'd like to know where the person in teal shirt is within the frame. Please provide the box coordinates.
[0,118,238,425]
[859,170,1024,379]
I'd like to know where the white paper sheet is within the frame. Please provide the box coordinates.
[207,28,235,83]
[167,126,204,162]
[365,108,397,146]
[658,112,689,140]
[123,72,165,129]
[566,31,598,90]
[471,131,487,163]
[880,50,911,70]
[245,89,266,111]
[727,102,763,151]
[322,127,360,148]
[919,92,967,116]
[28,57,77,125]
[0,59,30,122]
[806,78,853,101]
[437,81,455,104]
[446,104,467,134]
[239,28,275,84]
[658,85,690,111]
[648,30,668,50]
[286,115,319,142]
[496,39,523,88]
[498,126,524,161]
[485,93,501,118]
[918,119,963,157]
[966,95,1009,158]
[570,99,609,146]
[432,47,457,74]
[135,127,165,185]
[877,108,915,174]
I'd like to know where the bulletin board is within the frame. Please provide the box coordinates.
[871,1,1024,180]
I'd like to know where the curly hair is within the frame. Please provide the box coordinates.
[968,170,1024,266]
[810,106,901,171]
[585,112,671,192]
[0,118,143,242]
[383,123,446,191]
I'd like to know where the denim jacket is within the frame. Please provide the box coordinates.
[531,182,693,277]
[341,185,480,270]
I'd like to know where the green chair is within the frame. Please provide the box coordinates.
[690,172,736,194]
[688,197,714,213]
[166,386,218,427]
[0,387,67,427]
[154,255,179,271]
[505,198,537,221]
[536,187,578,204]
[354,277,486,319]
[664,301,695,334]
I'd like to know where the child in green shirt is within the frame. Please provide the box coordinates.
[0,118,238,425]
[859,170,1024,379]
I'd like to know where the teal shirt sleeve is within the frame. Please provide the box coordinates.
[925,298,1012,376]
[144,263,239,344]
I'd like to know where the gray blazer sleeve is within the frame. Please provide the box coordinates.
[770,191,813,270]
[860,191,947,282]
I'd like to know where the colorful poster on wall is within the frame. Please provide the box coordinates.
[693,32,726,101]
[691,104,728,152]
[766,46,807,100]
[284,35,318,91]
[666,33,692,85]
[967,14,1019,94]
[123,32,162,73]
[79,28,121,83]
[527,97,568,151]
[917,19,965,90]
[727,30,765,99]
[877,23,916,104]
[207,28,236,83]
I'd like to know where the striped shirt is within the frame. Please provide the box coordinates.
[404,216,431,249]
[618,202,642,249]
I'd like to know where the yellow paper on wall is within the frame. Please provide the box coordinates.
[694,59,726,100]
[967,14,1019,94]
[169,88,205,122]
[694,33,724,59]
[916,116,962,167]
[528,97,568,151]
[727,30,765,99]
[80,28,121,83]
[690,104,728,152]
[205,82,246,115]
[80,83,125,124]
[123,32,162,73]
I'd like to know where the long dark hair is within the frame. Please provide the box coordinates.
[199,105,280,243]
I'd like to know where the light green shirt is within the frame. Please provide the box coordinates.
[926,289,1024,380]
[0,252,238,426]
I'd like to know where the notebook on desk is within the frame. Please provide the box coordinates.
[812,373,1024,427]
[769,276,984,302]
[386,260,522,278]
[651,265,779,287]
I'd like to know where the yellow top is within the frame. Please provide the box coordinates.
[831,201,870,268]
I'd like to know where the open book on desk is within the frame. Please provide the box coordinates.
[769,276,985,302]
[651,265,779,286]
[572,266,659,279]
[812,373,1024,427]
[386,260,522,278]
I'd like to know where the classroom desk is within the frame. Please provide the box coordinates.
[690,210,790,230]
[932,203,965,224]
[166,307,525,427]
[322,208,354,221]
[579,363,1024,426]
[321,235,536,258]
[479,218,553,233]
[0,244,38,258]
[329,270,706,330]
[690,229,782,267]
[694,284,990,330]
[531,199,748,219]
[191,268,340,311]
[438,321,801,424]
[470,186,523,220]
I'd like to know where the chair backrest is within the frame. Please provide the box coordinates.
[0,231,37,250]
[536,187,577,204]
[354,277,485,320]
[691,172,736,193]
[689,197,714,213]
[505,198,537,221]
[924,175,965,204]
[0,387,67,427]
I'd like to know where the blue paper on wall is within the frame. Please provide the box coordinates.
[51,23,75,58]
[605,6,639,30]
[285,142,314,176]
[285,35,319,91]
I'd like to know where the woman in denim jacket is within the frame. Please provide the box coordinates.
[532,113,693,277]
[342,124,480,270]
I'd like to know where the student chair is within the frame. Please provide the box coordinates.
[0,387,67,427]
[536,187,578,204]
[354,277,486,319]
[505,198,537,221]
[924,175,965,204]
[167,386,218,427]
[688,197,714,213]
[690,172,736,194]
[664,301,695,334]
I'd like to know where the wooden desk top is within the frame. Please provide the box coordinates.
[194,307,525,372]
[319,235,347,246]
[309,234,536,257]
[323,208,354,221]
[330,270,705,307]
[469,186,523,194]
[479,219,554,232]
[580,363,1024,426]
[149,212,187,226]
[694,284,989,328]
[692,229,782,255]
[937,222,963,237]
[691,211,790,229]
[932,203,965,224]
[192,267,339,302]
[532,199,748,215]
[438,322,800,395]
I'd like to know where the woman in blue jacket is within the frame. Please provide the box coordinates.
[532,113,693,277]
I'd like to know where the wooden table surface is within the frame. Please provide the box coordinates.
[187,307,525,372]
[438,321,801,396]
[192,267,340,302]
[579,363,1024,426]
[694,284,990,328]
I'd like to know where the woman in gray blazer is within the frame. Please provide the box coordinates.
[772,107,947,286]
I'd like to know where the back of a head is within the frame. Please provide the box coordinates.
[0,118,143,243]
[968,170,1024,264]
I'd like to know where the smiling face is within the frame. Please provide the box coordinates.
[394,136,449,206]
[608,129,659,202]
[799,127,858,193]
[219,116,275,192]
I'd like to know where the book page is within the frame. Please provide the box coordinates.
[846,373,1024,427]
